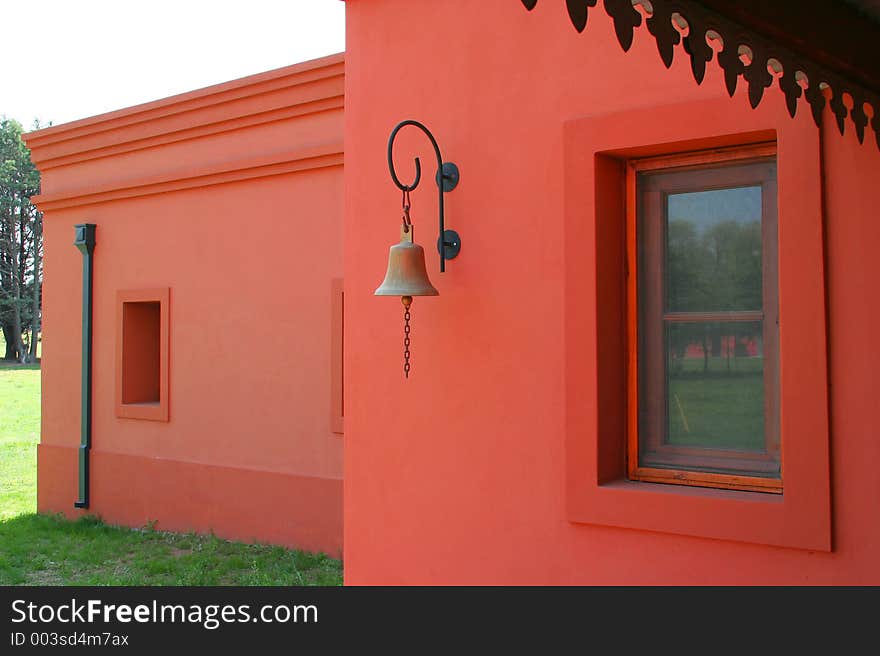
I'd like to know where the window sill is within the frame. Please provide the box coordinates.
[117,401,167,422]
[568,474,827,551]
[599,478,783,503]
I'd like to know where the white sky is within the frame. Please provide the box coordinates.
[1,0,345,129]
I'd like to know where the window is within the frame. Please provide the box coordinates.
[628,147,780,493]
[116,289,169,421]
[562,96,831,550]
[122,301,161,404]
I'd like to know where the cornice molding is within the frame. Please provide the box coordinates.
[31,142,343,212]
[23,53,345,168]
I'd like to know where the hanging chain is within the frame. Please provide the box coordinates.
[404,308,411,379]
[402,296,412,378]
[401,189,412,233]
[401,188,413,378]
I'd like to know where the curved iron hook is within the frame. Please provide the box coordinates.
[386,120,459,272]
[387,119,442,192]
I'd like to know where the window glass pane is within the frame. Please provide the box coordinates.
[639,318,780,478]
[666,321,767,451]
[666,186,763,313]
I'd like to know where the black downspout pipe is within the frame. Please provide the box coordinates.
[73,224,96,509]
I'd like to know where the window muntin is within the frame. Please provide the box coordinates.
[630,153,780,492]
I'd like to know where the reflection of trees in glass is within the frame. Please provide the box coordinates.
[667,218,762,374]
[667,218,761,312]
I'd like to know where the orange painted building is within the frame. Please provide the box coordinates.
[341,0,878,584]
[25,1,880,583]
[25,55,345,556]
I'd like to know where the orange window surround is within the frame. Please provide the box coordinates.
[563,97,830,551]
[116,288,170,422]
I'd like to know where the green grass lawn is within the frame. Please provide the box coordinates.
[0,363,343,586]
[0,363,40,519]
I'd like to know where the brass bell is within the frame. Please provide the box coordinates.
[374,226,439,297]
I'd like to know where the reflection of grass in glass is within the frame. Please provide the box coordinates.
[667,356,765,451]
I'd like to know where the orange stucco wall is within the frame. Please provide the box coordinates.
[26,55,345,556]
[23,2,880,583]
[343,1,880,583]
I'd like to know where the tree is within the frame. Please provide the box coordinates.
[0,117,43,362]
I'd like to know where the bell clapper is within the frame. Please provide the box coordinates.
[402,295,412,379]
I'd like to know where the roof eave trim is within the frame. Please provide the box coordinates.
[521,1,879,148]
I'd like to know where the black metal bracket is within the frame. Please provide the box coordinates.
[73,223,96,509]
[387,120,461,272]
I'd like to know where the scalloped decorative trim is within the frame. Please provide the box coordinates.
[521,0,879,148]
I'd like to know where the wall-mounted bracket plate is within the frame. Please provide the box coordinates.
[436,162,460,192]
[438,229,461,260]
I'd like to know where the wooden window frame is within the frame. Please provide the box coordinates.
[563,96,831,551]
[115,288,170,422]
[626,145,781,494]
